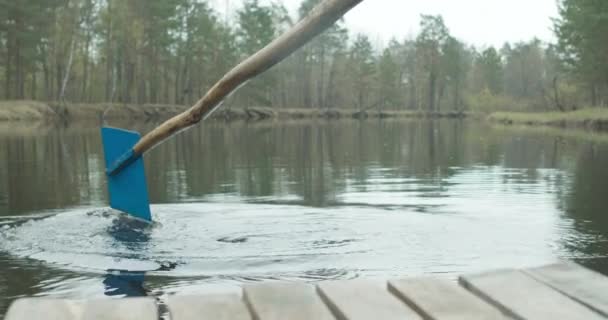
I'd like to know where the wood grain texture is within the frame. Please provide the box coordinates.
[317,279,422,320]
[7,263,608,320]
[524,262,608,317]
[81,298,157,320]
[389,277,509,320]
[460,269,605,320]
[4,298,83,320]
[168,294,252,320]
[244,282,335,320]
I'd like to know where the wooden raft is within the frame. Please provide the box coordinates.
[5,262,608,320]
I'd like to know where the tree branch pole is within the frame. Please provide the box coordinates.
[108,0,363,175]
[152,0,359,142]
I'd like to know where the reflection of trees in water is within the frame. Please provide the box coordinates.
[146,119,482,206]
[0,120,605,217]
[563,143,608,273]
[0,125,106,215]
[0,121,463,212]
[6,121,608,306]
[0,120,576,213]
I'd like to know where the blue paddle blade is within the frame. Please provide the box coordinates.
[101,127,152,221]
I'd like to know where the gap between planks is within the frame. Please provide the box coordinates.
[5,262,608,320]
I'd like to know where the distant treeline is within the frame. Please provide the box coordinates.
[0,0,606,112]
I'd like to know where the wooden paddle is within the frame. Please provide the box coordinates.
[101,0,364,220]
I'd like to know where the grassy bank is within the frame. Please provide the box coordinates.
[0,101,57,121]
[0,100,470,122]
[0,100,188,122]
[488,108,608,131]
[214,107,469,120]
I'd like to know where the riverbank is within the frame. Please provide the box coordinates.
[488,108,608,131]
[0,100,469,122]
[4,101,608,135]
[0,101,188,122]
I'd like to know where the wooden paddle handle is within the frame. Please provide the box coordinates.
[132,0,363,155]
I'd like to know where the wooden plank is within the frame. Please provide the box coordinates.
[244,282,335,320]
[460,269,605,320]
[317,279,422,320]
[168,294,252,320]
[4,299,83,320]
[81,298,157,320]
[388,277,510,320]
[524,262,608,317]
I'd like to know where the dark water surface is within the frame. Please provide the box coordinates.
[1,119,608,315]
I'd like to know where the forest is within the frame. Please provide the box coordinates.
[0,0,607,113]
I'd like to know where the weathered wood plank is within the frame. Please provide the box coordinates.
[524,262,608,317]
[4,298,83,320]
[460,269,605,320]
[168,294,252,320]
[388,277,510,320]
[317,279,422,320]
[81,298,157,320]
[244,282,334,320]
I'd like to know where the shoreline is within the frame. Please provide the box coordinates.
[488,109,608,132]
[2,101,608,135]
[0,100,469,122]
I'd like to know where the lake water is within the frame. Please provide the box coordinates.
[1,119,607,316]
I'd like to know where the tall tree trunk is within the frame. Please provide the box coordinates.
[301,50,311,108]
[428,70,437,112]
[357,80,364,110]
[137,55,146,104]
[163,64,170,104]
[105,0,114,101]
[4,8,14,99]
[56,61,63,100]
[81,32,91,102]
[591,83,598,107]
[317,44,326,108]
[437,80,445,112]
[150,47,159,104]
[520,58,528,98]
[31,70,37,100]
[42,56,50,100]
[110,55,118,103]
[125,61,134,103]
[174,57,181,104]
[408,75,416,110]
[60,38,76,102]
[453,81,460,110]
[15,14,24,99]
[16,45,24,99]
[552,76,565,112]
[4,36,11,99]
[181,54,191,105]
[326,56,338,108]
[115,57,122,102]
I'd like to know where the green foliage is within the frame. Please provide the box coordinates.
[237,0,276,55]
[554,0,608,105]
[0,1,603,115]
[474,48,504,95]
[467,88,516,112]
[502,40,545,100]
[235,0,283,106]
[0,0,64,99]
[349,34,375,109]
[376,48,401,108]
[488,108,608,124]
